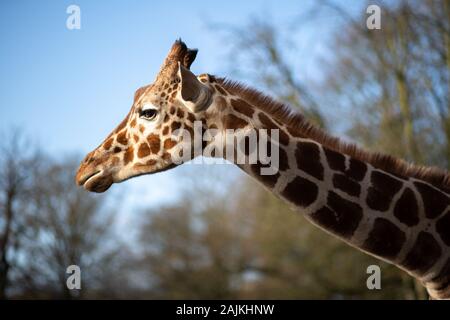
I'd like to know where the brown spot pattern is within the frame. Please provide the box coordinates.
[295,142,324,181]
[176,109,184,118]
[116,131,128,145]
[258,113,290,146]
[215,84,227,95]
[348,159,367,181]
[164,138,177,150]
[147,134,161,154]
[324,148,346,172]
[138,143,150,158]
[171,121,182,132]
[414,181,450,219]
[402,232,442,275]
[362,218,406,259]
[366,171,403,211]
[187,112,196,123]
[225,114,248,129]
[239,135,256,157]
[250,163,280,188]
[103,138,113,151]
[282,176,318,207]
[311,191,363,238]
[393,188,419,226]
[258,113,276,129]
[332,173,361,197]
[231,99,254,118]
[278,130,290,146]
[164,114,170,122]
[277,148,289,172]
[123,147,134,165]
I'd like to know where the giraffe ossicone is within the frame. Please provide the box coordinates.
[76,39,450,299]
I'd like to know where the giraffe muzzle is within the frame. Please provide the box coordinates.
[75,148,117,193]
[76,164,114,193]
[77,169,113,193]
[76,169,101,186]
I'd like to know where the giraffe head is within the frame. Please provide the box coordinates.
[76,40,215,192]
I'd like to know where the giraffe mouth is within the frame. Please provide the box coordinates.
[80,170,113,193]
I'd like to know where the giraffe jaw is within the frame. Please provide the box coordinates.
[79,170,113,193]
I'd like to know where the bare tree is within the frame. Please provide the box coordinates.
[12,157,126,299]
[0,131,41,299]
[0,130,128,299]
[322,0,449,167]
[214,17,325,127]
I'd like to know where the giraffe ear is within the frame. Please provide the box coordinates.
[177,62,212,113]
[183,49,198,69]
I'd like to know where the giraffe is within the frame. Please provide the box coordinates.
[76,40,450,299]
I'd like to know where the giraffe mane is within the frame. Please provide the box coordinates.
[217,77,450,192]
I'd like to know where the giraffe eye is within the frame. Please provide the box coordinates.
[139,108,158,121]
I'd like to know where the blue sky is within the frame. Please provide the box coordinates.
[0,0,325,153]
[0,0,366,214]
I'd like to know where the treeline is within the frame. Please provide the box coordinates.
[0,132,129,299]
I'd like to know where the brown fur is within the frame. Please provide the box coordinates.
[103,137,113,151]
[218,78,450,192]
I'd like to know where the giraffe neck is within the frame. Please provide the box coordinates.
[209,81,450,299]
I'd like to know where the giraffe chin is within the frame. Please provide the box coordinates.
[83,172,114,193]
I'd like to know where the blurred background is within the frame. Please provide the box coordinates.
[0,0,449,299]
